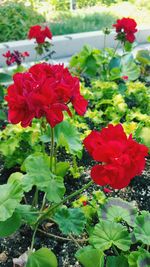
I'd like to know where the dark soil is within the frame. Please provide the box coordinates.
[0,154,150,267]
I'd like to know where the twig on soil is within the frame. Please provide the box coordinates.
[69,234,82,249]
[37,228,88,244]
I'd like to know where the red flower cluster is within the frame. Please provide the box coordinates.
[113,17,137,43]
[84,124,148,189]
[5,63,88,128]
[3,50,29,66]
[28,25,52,44]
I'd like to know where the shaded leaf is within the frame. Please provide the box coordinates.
[16,205,39,225]
[0,73,12,83]
[54,207,86,235]
[138,252,150,267]
[76,245,104,267]
[134,213,150,245]
[0,211,21,237]
[106,256,129,267]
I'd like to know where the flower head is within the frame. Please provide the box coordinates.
[28,25,52,44]
[84,124,148,189]
[5,63,88,128]
[2,50,29,66]
[113,17,137,43]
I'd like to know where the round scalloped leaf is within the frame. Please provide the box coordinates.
[98,198,137,226]
[138,252,150,267]
[134,213,150,245]
[0,211,21,237]
[106,256,129,267]
[121,54,140,81]
[54,207,86,235]
[0,182,23,221]
[75,246,104,267]
[26,248,58,267]
[89,220,131,251]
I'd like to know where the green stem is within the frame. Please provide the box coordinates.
[32,187,38,207]
[30,224,38,250]
[112,244,119,256]
[69,234,81,248]
[104,33,106,50]
[50,127,54,171]
[112,41,120,58]
[39,180,93,222]
[147,245,149,251]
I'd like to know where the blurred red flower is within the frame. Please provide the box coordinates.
[3,50,29,66]
[113,17,137,43]
[84,124,148,189]
[28,25,52,44]
[5,63,88,128]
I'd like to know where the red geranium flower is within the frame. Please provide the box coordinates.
[28,25,52,44]
[113,17,137,43]
[2,50,29,66]
[84,124,148,189]
[5,63,88,128]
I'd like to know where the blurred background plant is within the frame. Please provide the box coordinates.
[0,0,150,42]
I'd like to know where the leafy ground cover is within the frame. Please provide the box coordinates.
[0,17,150,267]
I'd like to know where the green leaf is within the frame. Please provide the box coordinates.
[22,154,52,192]
[76,246,104,267]
[0,211,21,237]
[109,57,121,70]
[45,176,65,203]
[107,256,129,267]
[136,50,150,66]
[138,252,150,267]
[0,182,23,221]
[121,54,140,81]
[98,198,137,226]
[124,41,133,52]
[147,36,150,42]
[16,205,39,225]
[0,109,6,120]
[0,73,12,83]
[8,172,23,185]
[89,220,131,251]
[26,248,58,267]
[54,121,83,158]
[22,154,65,203]
[56,162,70,177]
[0,85,4,101]
[128,248,146,267]
[54,207,86,235]
[134,213,150,245]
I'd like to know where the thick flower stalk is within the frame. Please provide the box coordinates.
[84,124,148,189]
[113,17,137,43]
[5,63,88,128]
